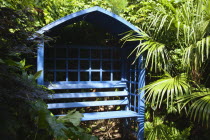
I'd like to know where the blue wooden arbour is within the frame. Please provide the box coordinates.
[37,6,145,139]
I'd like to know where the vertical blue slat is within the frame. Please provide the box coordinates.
[134,64,137,112]
[66,46,68,81]
[121,48,126,81]
[54,47,56,82]
[111,48,113,81]
[78,48,80,81]
[37,40,44,85]
[100,48,102,81]
[89,49,91,81]
[129,58,132,110]
[137,56,145,140]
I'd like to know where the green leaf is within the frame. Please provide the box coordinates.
[144,72,190,110]
[178,88,210,126]
[58,109,83,126]
[31,100,68,139]
[19,59,25,67]
[121,30,168,72]
[34,70,42,79]
[4,59,20,67]
[24,65,33,69]
[0,59,4,63]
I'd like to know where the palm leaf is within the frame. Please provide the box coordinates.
[144,72,190,110]
[183,36,210,71]
[178,89,210,126]
[121,30,169,72]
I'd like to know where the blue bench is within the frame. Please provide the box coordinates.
[45,81,140,121]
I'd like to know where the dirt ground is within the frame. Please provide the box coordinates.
[81,119,137,140]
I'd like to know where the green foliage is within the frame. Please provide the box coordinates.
[145,117,191,140]
[0,7,36,59]
[121,0,210,138]
[0,0,113,26]
[124,0,210,127]
[30,100,68,139]
[121,30,169,72]
[144,72,190,110]
[32,101,97,140]
[2,0,210,138]
[106,0,128,15]
[0,5,98,138]
[58,109,83,126]
[0,59,97,139]
[178,88,210,126]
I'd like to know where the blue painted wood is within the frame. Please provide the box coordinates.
[121,48,126,81]
[47,99,128,109]
[36,6,138,35]
[55,111,140,121]
[137,56,145,140]
[36,6,144,139]
[89,49,91,81]
[46,69,121,72]
[78,48,80,82]
[52,45,121,50]
[37,40,44,85]
[111,48,113,81]
[134,65,137,112]
[129,65,132,110]
[45,58,120,61]
[126,55,145,140]
[130,105,139,110]
[48,91,128,99]
[54,47,56,82]
[45,81,127,89]
[100,48,102,81]
[66,47,68,81]
[82,110,140,121]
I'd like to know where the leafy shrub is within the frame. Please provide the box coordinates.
[0,59,97,139]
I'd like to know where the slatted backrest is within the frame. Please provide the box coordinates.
[45,81,129,116]
[46,86,129,115]
[45,81,127,89]
[48,91,128,99]
[44,46,126,83]
[43,45,129,116]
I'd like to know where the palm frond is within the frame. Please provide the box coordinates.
[144,6,175,40]
[183,36,210,71]
[121,30,169,72]
[178,89,210,126]
[144,72,190,110]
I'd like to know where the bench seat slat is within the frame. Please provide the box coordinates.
[45,81,127,89]
[55,110,140,121]
[47,99,128,109]
[48,91,128,99]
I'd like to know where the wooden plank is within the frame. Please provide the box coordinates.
[47,99,128,109]
[45,58,120,61]
[45,81,127,89]
[53,45,120,50]
[37,41,44,85]
[46,69,121,72]
[55,110,140,121]
[48,91,128,99]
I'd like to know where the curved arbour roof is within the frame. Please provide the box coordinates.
[37,6,139,36]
